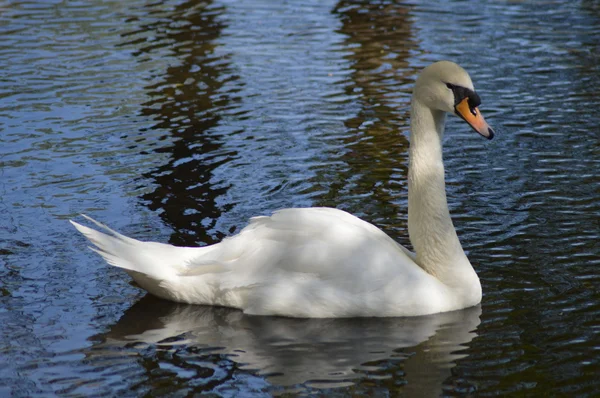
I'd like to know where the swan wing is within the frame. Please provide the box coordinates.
[183,207,417,283]
[73,209,440,317]
[164,208,441,317]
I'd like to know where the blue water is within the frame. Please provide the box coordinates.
[1,0,599,396]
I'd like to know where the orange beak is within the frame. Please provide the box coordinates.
[455,98,494,140]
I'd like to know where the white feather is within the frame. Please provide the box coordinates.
[71,61,489,317]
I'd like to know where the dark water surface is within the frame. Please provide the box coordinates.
[1,0,599,396]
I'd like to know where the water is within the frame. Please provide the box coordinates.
[1,0,599,395]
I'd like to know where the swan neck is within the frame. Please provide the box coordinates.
[407,99,467,279]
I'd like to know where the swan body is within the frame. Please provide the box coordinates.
[72,61,494,318]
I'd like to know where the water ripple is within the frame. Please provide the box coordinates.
[1,0,599,396]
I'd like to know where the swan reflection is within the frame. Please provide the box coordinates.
[95,296,480,393]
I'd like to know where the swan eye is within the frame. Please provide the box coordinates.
[446,83,454,89]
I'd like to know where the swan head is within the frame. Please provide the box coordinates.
[414,61,494,139]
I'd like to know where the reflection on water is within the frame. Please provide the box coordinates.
[321,1,417,243]
[132,0,235,247]
[1,0,599,396]
[89,296,480,395]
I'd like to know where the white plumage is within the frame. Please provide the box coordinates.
[72,61,494,318]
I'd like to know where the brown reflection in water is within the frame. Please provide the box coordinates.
[126,1,235,246]
[324,1,418,246]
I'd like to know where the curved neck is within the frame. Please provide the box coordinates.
[408,99,469,282]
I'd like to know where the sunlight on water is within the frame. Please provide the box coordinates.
[0,0,599,396]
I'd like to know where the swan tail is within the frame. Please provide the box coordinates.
[70,215,206,280]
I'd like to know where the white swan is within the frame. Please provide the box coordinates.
[72,61,494,318]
